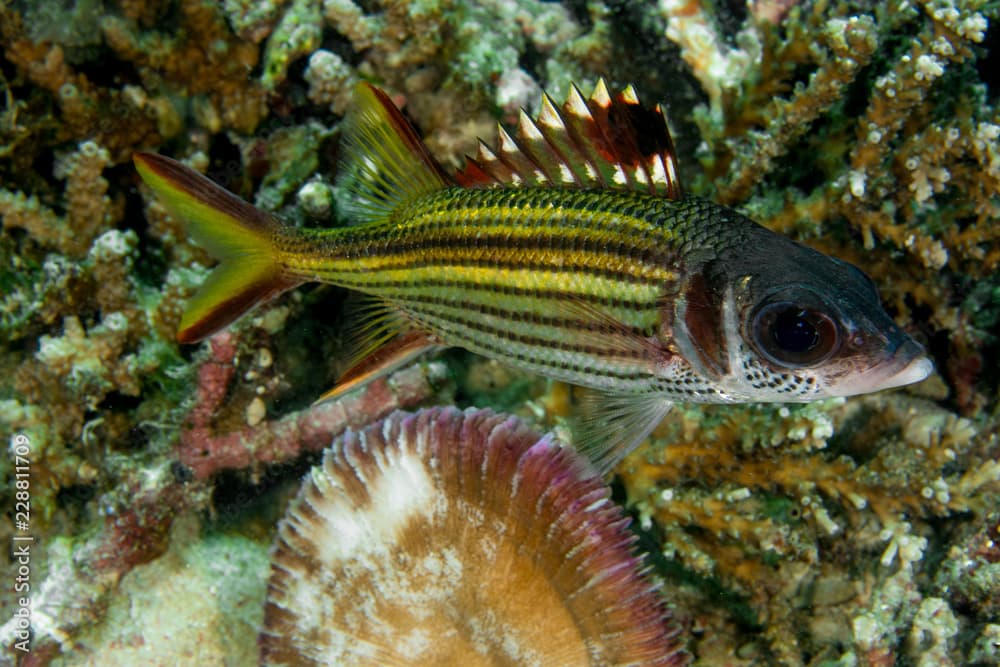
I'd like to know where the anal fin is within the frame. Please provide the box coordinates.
[574,389,673,475]
[317,329,442,403]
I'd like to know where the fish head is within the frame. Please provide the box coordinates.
[671,225,932,403]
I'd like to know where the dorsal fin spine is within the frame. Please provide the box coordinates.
[516,109,569,185]
[496,124,543,185]
[455,79,684,198]
[476,141,513,184]
[536,93,595,185]
[591,78,612,107]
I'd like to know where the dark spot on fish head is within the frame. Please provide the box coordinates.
[665,263,731,381]
[681,271,729,377]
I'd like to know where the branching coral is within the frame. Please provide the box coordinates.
[663,0,998,430]
[1,140,118,258]
[178,331,448,480]
[691,0,998,280]
[1,228,196,530]
[292,0,612,165]
[715,14,879,207]
[614,391,998,665]
[0,16,161,165]
[100,0,267,135]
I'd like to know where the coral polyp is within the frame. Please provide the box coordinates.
[260,406,688,667]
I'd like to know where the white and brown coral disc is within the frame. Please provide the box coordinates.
[260,406,688,667]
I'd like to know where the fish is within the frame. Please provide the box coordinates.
[133,80,933,473]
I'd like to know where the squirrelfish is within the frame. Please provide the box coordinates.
[134,81,932,472]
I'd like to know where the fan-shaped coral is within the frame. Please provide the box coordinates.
[260,406,688,667]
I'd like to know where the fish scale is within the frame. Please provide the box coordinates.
[269,187,688,392]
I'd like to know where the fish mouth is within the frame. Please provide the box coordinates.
[830,338,933,397]
[876,351,934,390]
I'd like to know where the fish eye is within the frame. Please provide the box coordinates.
[751,302,840,368]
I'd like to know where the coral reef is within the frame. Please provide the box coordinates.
[0,0,997,665]
[611,391,999,665]
[52,515,270,667]
[684,0,999,415]
[1,140,119,257]
[178,333,448,479]
[0,361,443,662]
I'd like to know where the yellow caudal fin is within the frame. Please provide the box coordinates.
[134,152,299,343]
[337,83,450,222]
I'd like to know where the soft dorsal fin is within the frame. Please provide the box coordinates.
[338,83,451,222]
[456,79,683,198]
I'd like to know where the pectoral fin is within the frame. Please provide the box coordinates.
[574,389,673,474]
[553,296,669,361]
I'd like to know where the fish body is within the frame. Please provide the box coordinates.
[281,187,695,395]
[135,81,931,471]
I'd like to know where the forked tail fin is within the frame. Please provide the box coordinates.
[134,152,300,343]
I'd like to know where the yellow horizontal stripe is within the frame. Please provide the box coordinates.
[313,264,664,302]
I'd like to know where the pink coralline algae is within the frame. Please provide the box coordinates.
[179,332,446,479]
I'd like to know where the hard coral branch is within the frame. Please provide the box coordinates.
[1,140,119,258]
[717,15,878,205]
[616,390,997,664]
[179,333,446,479]
[705,0,997,278]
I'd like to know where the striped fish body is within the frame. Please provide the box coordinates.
[277,188,730,396]
[134,81,931,471]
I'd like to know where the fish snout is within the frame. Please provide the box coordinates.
[878,339,934,390]
[833,336,933,396]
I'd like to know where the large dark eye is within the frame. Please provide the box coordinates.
[752,302,839,367]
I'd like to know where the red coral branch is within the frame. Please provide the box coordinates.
[178,332,444,479]
[90,481,193,573]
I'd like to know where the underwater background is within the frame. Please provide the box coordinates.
[0,0,998,665]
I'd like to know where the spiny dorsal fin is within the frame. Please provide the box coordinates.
[456,79,683,199]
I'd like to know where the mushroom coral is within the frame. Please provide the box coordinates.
[260,406,688,666]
